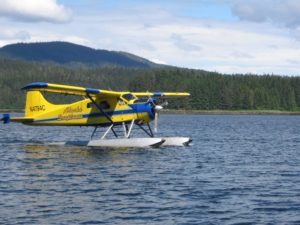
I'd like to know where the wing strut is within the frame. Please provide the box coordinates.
[136,123,154,137]
[86,93,113,124]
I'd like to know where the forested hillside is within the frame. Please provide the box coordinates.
[129,70,300,111]
[0,57,299,111]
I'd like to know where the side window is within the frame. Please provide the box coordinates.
[100,101,110,109]
[87,101,110,109]
[87,102,92,108]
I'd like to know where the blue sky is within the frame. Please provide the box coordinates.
[0,0,300,76]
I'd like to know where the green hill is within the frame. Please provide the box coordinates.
[0,42,160,68]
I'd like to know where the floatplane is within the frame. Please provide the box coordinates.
[1,82,191,148]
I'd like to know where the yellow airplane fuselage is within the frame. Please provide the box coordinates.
[24,90,152,126]
[2,82,189,127]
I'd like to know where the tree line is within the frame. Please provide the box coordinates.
[0,57,299,111]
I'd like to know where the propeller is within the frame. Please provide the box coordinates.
[154,105,163,133]
[147,97,168,132]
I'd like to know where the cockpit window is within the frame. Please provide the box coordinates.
[122,93,135,101]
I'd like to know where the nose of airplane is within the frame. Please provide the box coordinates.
[129,102,155,122]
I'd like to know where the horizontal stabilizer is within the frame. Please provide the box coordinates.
[11,117,34,123]
[1,114,10,124]
[1,114,33,124]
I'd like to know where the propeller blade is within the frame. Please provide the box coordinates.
[153,105,163,133]
[154,112,158,133]
[154,105,163,111]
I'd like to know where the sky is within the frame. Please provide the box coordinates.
[0,0,300,76]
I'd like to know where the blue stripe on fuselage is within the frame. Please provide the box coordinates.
[31,105,152,123]
[82,109,135,118]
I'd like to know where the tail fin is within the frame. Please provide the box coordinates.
[24,90,53,117]
[1,91,55,124]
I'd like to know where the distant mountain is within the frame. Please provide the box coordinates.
[0,41,160,68]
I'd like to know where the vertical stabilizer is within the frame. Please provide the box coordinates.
[24,91,53,117]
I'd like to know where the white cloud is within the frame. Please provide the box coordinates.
[0,1,299,76]
[290,27,300,41]
[0,0,72,23]
[232,0,300,28]
[0,29,31,46]
[62,36,91,47]
[150,58,167,65]
[171,33,202,52]
[0,29,30,40]
[117,19,300,75]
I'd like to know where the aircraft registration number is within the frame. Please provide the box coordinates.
[30,105,46,112]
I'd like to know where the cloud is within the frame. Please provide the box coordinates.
[171,33,202,52]
[286,59,300,65]
[230,51,253,59]
[0,0,72,23]
[150,58,167,65]
[0,29,30,41]
[0,29,31,47]
[63,7,299,75]
[232,0,300,28]
[0,1,299,75]
[290,27,300,41]
[62,36,91,47]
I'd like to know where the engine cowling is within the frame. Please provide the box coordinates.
[129,102,155,123]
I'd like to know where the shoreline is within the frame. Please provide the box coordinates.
[1,109,300,116]
[0,109,24,113]
[162,109,300,115]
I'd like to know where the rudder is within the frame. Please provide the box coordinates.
[24,91,53,117]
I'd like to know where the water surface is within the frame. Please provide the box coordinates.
[0,115,300,224]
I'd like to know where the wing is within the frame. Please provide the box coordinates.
[133,92,190,98]
[22,82,190,99]
[22,82,122,98]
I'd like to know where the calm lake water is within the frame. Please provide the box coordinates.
[0,114,300,224]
